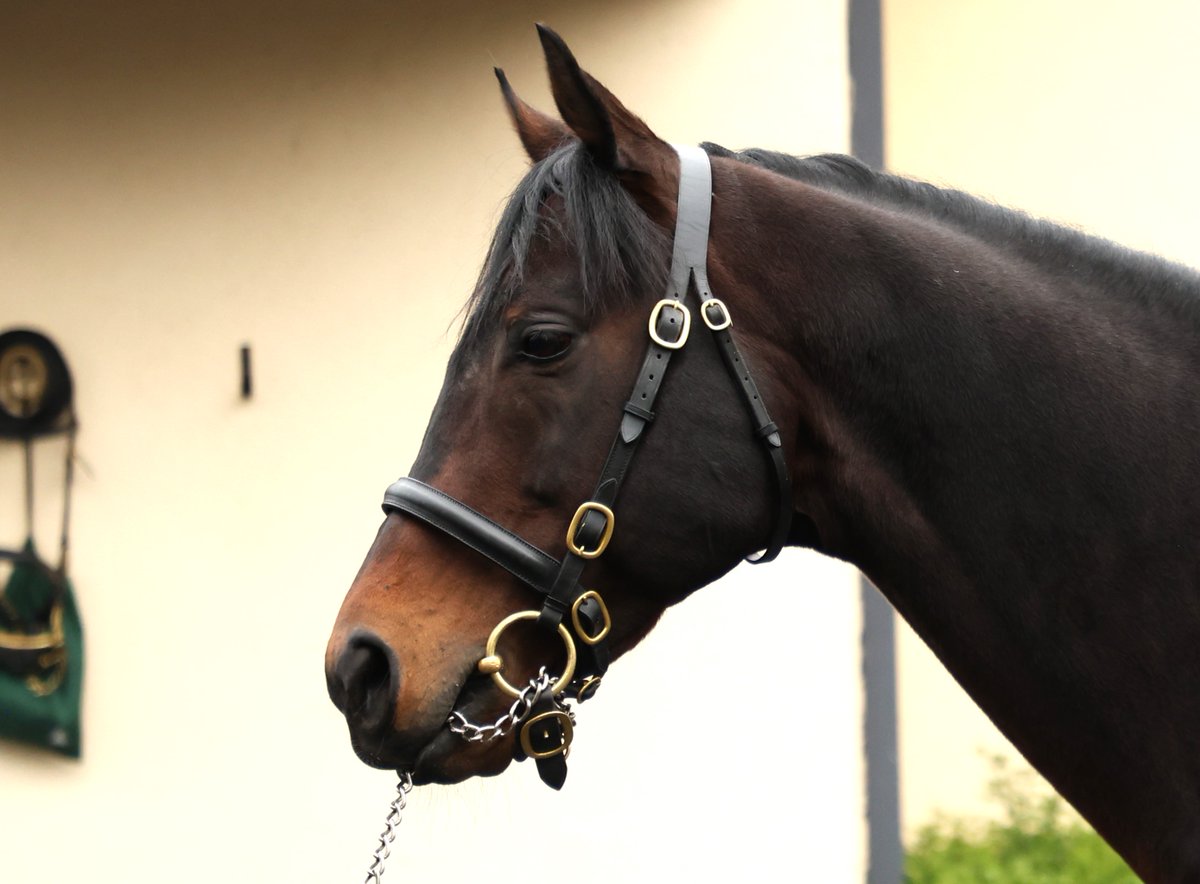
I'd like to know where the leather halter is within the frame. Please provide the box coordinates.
[381,145,793,784]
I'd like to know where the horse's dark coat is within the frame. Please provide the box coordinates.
[456,145,1200,876]
[331,29,1200,882]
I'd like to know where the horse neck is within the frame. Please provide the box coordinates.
[714,160,1200,880]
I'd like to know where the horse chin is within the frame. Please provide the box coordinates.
[406,674,525,784]
[347,709,517,784]
[410,728,516,785]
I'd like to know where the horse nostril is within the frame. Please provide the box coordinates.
[331,635,397,731]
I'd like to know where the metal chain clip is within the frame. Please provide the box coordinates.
[447,667,572,742]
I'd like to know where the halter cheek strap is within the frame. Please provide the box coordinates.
[380,144,793,788]
[670,145,793,563]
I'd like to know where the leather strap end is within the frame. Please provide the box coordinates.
[535,754,568,790]
[620,414,645,444]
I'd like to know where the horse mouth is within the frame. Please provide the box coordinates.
[409,726,514,785]
[363,670,520,785]
[408,645,573,783]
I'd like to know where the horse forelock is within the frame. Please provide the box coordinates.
[455,142,670,360]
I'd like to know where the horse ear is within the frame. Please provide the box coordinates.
[495,67,572,164]
[535,25,677,211]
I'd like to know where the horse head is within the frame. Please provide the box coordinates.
[326,27,801,785]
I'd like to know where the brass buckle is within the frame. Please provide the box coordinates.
[574,675,602,703]
[570,590,611,646]
[700,298,732,331]
[566,501,615,559]
[479,611,577,699]
[648,299,692,349]
[519,710,574,760]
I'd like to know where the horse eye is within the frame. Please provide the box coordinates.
[519,328,573,362]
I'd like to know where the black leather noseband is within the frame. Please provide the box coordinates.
[380,144,793,783]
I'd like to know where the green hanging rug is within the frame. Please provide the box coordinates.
[0,541,83,757]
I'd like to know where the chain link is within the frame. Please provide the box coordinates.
[446,668,556,743]
[362,669,576,882]
[363,772,412,884]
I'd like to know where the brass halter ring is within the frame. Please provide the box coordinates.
[478,610,577,698]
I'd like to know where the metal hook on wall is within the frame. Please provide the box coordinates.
[240,344,252,400]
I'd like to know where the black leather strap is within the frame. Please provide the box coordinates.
[676,144,793,563]
[382,479,560,592]
[695,296,793,563]
[536,301,689,628]
[519,695,571,790]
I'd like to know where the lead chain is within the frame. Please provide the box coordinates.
[447,668,562,743]
[363,670,574,882]
[363,772,412,884]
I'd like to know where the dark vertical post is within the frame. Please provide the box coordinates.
[849,1,903,881]
[240,344,253,400]
[861,579,901,882]
[850,0,885,170]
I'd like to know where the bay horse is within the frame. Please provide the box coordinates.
[328,25,1200,881]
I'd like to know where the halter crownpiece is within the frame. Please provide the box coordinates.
[380,144,793,789]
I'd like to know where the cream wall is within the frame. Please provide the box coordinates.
[0,3,860,881]
[885,0,1200,836]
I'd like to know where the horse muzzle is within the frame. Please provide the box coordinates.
[325,629,454,772]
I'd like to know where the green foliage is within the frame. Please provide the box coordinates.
[904,755,1140,884]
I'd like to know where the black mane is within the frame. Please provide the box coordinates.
[704,143,1200,326]
[459,140,1200,346]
